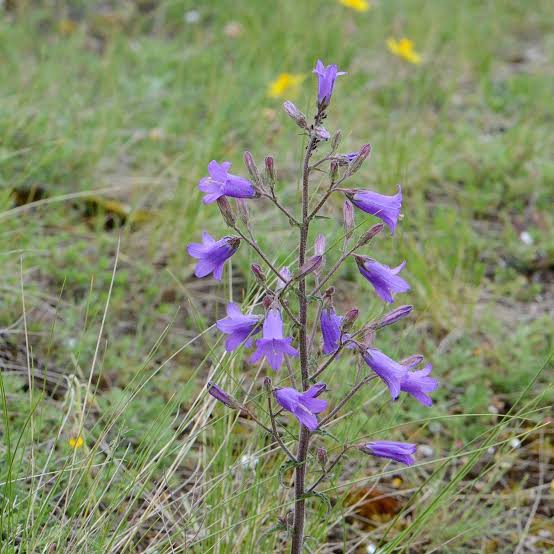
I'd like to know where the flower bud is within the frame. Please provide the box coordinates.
[343,199,354,238]
[342,308,359,332]
[400,354,423,369]
[251,263,266,283]
[236,198,249,226]
[371,305,413,330]
[243,151,262,186]
[262,294,274,309]
[330,159,339,182]
[357,223,384,246]
[316,447,328,470]
[296,255,323,280]
[207,381,244,410]
[314,234,326,256]
[265,156,275,187]
[331,129,342,152]
[263,376,272,392]
[216,197,236,227]
[314,125,330,141]
[349,143,371,174]
[324,286,335,299]
[282,100,307,129]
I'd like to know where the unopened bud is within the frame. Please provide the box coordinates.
[357,223,384,246]
[314,125,330,141]
[343,199,354,238]
[283,101,307,129]
[236,198,249,226]
[323,286,335,299]
[331,130,342,152]
[262,295,273,309]
[263,376,272,392]
[371,305,413,330]
[216,197,235,227]
[296,255,323,279]
[251,263,266,283]
[314,234,326,256]
[400,354,424,369]
[342,308,359,331]
[243,151,262,186]
[207,381,243,410]
[316,447,328,470]
[349,143,371,174]
[330,160,339,182]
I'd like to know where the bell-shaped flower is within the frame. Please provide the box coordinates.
[216,303,261,352]
[363,348,408,399]
[346,185,402,235]
[187,232,240,281]
[274,383,328,431]
[354,255,410,304]
[320,306,354,355]
[198,160,257,204]
[313,60,346,108]
[400,363,438,407]
[358,440,416,465]
[250,308,299,371]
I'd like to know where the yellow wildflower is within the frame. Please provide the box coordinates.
[387,38,422,65]
[69,435,84,449]
[339,0,372,12]
[267,73,305,99]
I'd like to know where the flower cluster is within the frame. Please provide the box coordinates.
[188,58,439,551]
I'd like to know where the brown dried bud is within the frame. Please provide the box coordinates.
[349,143,371,174]
[324,286,335,299]
[216,197,235,227]
[263,376,272,392]
[243,151,262,186]
[330,160,339,182]
[283,100,307,129]
[251,263,266,283]
[357,223,384,246]
[316,447,328,470]
[265,156,275,186]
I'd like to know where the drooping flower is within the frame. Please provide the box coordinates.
[313,60,346,108]
[339,0,372,12]
[354,255,410,304]
[187,232,240,281]
[216,303,261,352]
[320,306,354,355]
[358,440,416,465]
[363,348,408,399]
[274,383,328,431]
[250,308,299,371]
[268,73,305,98]
[198,160,256,204]
[400,364,438,407]
[346,185,402,235]
[387,38,422,65]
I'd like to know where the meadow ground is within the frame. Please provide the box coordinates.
[0,1,553,552]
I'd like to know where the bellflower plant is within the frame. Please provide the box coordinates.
[187,58,439,553]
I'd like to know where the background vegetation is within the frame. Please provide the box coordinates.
[0,1,552,552]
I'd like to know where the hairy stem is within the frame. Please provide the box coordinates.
[267,391,297,463]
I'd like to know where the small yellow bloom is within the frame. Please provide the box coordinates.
[387,37,422,65]
[58,19,77,36]
[267,73,305,99]
[339,0,372,12]
[69,435,84,449]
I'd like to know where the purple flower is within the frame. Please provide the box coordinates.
[187,232,240,281]
[274,383,328,431]
[354,255,410,304]
[346,185,402,235]
[359,441,417,466]
[400,364,438,407]
[363,348,408,399]
[250,308,299,371]
[320,306,354,355]
[275,266,292,291]
[371,305,413,330]
[207,381,241,410]
[313,60,346,108]
[216,303,261,352]
[198,160,256,204]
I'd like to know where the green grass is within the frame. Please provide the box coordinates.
[1,0,553,552]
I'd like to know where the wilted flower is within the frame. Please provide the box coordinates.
[400,364,438,407]
[359,441,416,465]
[216,303,261,352]
[354,255,410,304]
[313,60,346,108]
[187,232,240,281]
[346,185,402,235]
[250,308,299,371]
[387,38,422,65]
[363,348,408,399]
[274,383,328,430]
[339,0,372,12]
[199,160,257,204]
[268,73,305,98]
